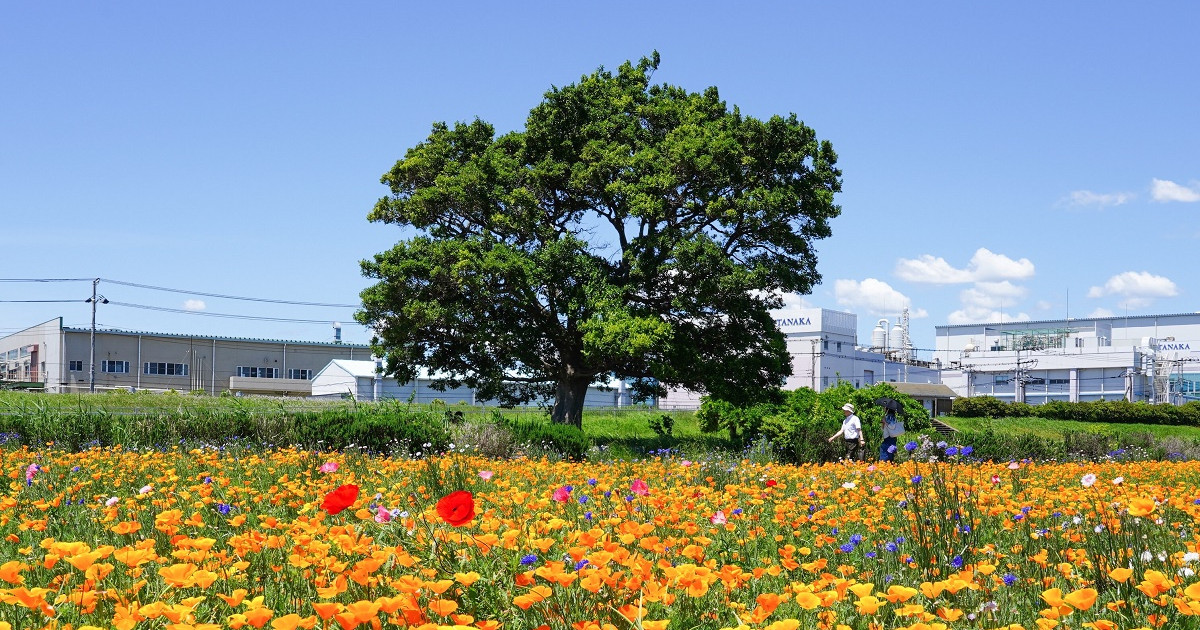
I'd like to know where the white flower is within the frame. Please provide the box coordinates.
[1184,552,1199,563]
[1141,550,1154,562]
[1181,567,1196,577]
[1112,476,1124,485]
[138,485,153,495]
[105,497,120,507]
[842,482,856,489]
[1081,473,1097,487]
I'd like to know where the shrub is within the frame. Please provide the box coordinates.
[502,418,590,460]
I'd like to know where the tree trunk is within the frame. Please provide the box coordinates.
[550,376,591,429]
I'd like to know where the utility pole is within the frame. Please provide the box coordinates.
[85,278,108,394]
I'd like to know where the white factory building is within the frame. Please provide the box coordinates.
[659,306,943,410]
[935,312,1200,404]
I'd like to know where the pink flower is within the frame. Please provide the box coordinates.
[139,484,153,495]
[631,479,650,496]
[552,486,571,503]
[681,460,692,467]
[374,505,392,523]
[25,464,39,483]
[1007,462,1020,470]
[105,497,120,507]
[318,461,339,473]
[1081,473,1097,488]
[479,470,494,480]
[710,511,727,525]
[991,475,1002,485]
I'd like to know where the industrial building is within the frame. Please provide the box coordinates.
[0,318,369,395]
[311,359,634,406]
[659,306,942,410]
[935,312,1200,404]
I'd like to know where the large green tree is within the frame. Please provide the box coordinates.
[358,53,841,428]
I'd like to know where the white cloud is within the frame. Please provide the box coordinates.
[183,299,206,311]
[1151,178,1200,203]
[946,307,1031,325]
[1088,271,1178,310]
[1065,190,1133,207]
[833,278,927,318]
[1036,300,1053,311]
[894,248,1034,284]
[1088,307,1115,318]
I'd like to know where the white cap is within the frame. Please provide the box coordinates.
[842,403,855,413]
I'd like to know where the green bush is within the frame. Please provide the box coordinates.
[502,418,590,460]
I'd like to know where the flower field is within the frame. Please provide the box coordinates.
[4,445,1200,630]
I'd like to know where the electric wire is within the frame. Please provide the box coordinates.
[98,278,358,308]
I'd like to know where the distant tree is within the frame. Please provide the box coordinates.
[358,53,841,428]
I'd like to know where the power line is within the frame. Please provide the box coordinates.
[106,301,343,324]
[0,278,91,283]
[0,299,84,303]
[99,278,358,308]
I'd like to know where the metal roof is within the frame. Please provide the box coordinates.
[935,311,1200,330]
[888,382,959,399]
[61,325,370,349]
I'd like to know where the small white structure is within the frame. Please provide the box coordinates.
[311,359,636,407]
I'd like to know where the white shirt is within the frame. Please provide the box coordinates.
[840,413,862,440]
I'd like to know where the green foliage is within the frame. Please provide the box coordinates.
[647,414,674,437]
[699,382,930,462]
[358,52,842,428]
[500,417,591,460]
[952,396,1200,426]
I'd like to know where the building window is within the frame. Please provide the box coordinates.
[1049,378,1069,385]
[144,362,189,376]
[68,360,84,372]
[101,361,129,374]
[836,342,842,352]
[287,368,313,380]
[994,375,1011,385]
[236,366,278,378]
[822,340,829,350]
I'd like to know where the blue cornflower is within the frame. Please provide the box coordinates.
[898,500,908,508]
[72,466,80,472]
[520,554,538,565]
[887,444,897,453]
[951,555,963,569]
[911,475,923,484]
[895,537,906,543]
[575,559,589,571]
[217,503,232,515]
[584,511,592,520]
[839,543,856,553]
[204,476,212,484]
[1013,513,1024,521]
[731,508,743,515]
[904,441,918,452]
[1003,573,1018,586]
[885,542,899,553]
[578,495,589,504]
[831,527,839,535]
[564,485,574,492]
[961,446,974,456]
[587,478,598,486]
[945,446,959,456]
[865,551,877,559]
[850,534,863,544]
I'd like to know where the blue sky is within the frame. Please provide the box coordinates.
[2,2,1197,355]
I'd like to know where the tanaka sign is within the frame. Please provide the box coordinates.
[774,316,812,327]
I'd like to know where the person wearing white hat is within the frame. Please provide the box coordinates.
[828,402,864,461]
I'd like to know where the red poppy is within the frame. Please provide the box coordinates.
[321,484,359,515]
[436,490,475,527]
[766,479,778,487]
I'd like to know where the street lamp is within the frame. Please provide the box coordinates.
[85,278,108,393]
